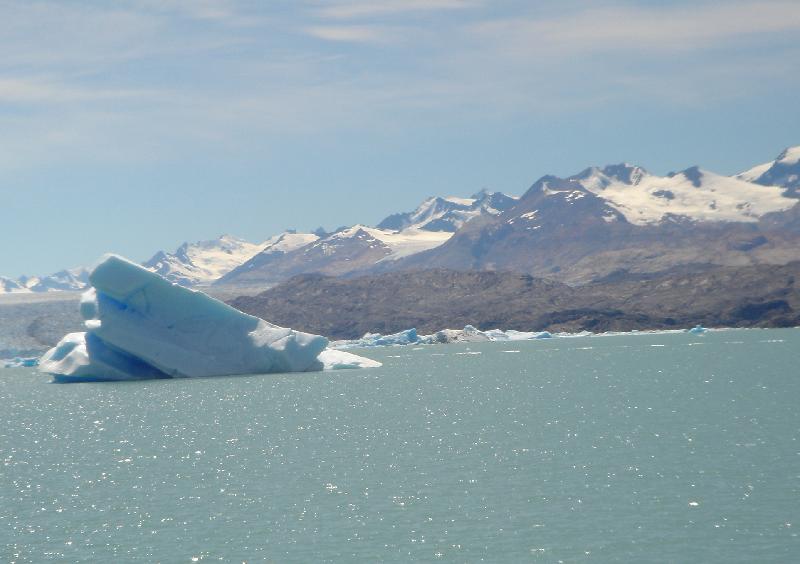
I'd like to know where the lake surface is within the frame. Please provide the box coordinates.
[2,329,799,562]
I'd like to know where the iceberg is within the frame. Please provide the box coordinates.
[40,254,379,382]
[332,328,421,349]
[426,325,492,344]
[330,326,563,349]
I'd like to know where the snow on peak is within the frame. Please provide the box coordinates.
[27,268,90,292]
[736,145,800,194]
[260,232,319,254]
[0,267,90,295]
[144,234,277,286]
[573,163,649,191]
[777,145,800,165]
[442,196,476,206]
[0,276,31,294]
[324,224,452,260]
[735,161,772,184]
[377,190,517,232]
[575,165,794,225]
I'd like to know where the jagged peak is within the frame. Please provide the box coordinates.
[524,175,579,196]
[572,163,648,187]
[470,187,491,199]
[680,166,703,187]
[601,163,648,184]
[776,145,800,165]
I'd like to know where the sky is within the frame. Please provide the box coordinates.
[1,0,799,277]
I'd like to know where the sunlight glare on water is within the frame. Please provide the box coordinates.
[1,328,799,562]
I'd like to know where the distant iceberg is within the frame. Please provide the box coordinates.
[330,324,716,349]
[332,328,422,348]
[331,325,559,348]
[40,255,379,382]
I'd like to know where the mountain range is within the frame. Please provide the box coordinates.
[219,144,800,287]
[0,268,89,295]
[395,159,800,284]
[2,145,799,293]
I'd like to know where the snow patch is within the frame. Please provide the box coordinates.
[144,233,316,287]
[331,225,452,261]
[577,167,794,225]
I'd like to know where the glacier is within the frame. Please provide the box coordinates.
[39,254,379,382]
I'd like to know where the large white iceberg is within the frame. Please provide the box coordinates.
[39,254,379,382]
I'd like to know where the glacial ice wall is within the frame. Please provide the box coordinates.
[40,255,379,382]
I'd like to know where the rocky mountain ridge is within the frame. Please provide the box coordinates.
[217,190,515,287]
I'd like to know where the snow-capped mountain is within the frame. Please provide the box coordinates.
[215,231,321,285]
[0,277,29,294]
[217,192,520,286]
[396,147,800,283]
[25,268,90,292]
[219,224,451,286]
[571,164,793,225]
[143,233,315,287]
[377,190,517,232]
[736,145,800,196]
[326,225,453,261]
[0,268,90,295]
[5,145,799,292]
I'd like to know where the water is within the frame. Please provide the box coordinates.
[2,329,799,562]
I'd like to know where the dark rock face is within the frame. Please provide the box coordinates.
[749,148,800,197]
[229,264,800,340]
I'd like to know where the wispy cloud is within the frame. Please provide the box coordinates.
[469,1,800,55]
[0,0,797,173]
[137,0,239,21]
[133,0,269,26]
[0,77,161,104]
[303,24,393,43]
[312,0,478,20]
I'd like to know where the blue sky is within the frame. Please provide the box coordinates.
[1,0,799,277]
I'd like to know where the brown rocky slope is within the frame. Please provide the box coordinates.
[229,264,800,340]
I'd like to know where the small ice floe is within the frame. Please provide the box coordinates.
[688,501,700,507]
[317,349,381,370]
